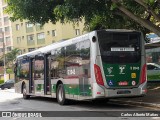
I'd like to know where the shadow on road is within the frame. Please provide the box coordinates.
[24,96,139,110]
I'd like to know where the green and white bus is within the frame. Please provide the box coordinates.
[14,29,147,105]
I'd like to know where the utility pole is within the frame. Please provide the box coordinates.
[2,30,6,82]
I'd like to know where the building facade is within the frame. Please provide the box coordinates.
[0,0,13,56]
[12,20,85,54]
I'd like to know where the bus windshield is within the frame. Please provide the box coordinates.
[97,31,141,64]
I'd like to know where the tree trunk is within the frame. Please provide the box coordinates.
[134,0,160,22]
[112,0,160,36]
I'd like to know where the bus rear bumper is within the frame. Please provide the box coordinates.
[104,82,147,98]
[93,81,147,99]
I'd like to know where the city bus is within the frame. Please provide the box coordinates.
[14,29,147,105]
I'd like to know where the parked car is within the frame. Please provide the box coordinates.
[0,79,15,90]
[147,63,160,80]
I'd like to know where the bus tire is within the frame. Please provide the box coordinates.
[22,84,30,99]
[57,84,68,105]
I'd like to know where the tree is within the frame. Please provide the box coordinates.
[0,48,20,69]
[5,0,64,24]
[6,0,160,36]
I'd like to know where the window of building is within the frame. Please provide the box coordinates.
[0,28,3,33]
[6,37,10,42]
[17,37,21,43]
[37,32,45,40]
[27,34,34,41]
[16,24,20,30]
[5,26,10,32]
[0,38,3,42]
[75,29,80,36]
[26,22,34,32]
[4,17,9,23]
[26,23,33,28]
[3,6,6,12]
[36,23,43,31]
[18,50,22,54]
[47,31,50,35]
[7,47,11,52]
[2,0,6,5]
[0,48,3,52]
[28,48,35,52]
[52,30,56,36]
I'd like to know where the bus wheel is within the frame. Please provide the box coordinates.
[57,84,68,105]
[22,84,30,99]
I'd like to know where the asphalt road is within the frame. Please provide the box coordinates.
[0,89,160,120]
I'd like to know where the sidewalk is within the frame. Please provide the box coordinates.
[111,82,160,108]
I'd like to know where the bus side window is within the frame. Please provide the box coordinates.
[50,51,60,79]
[34,56,44,80]
[79,40,90,78]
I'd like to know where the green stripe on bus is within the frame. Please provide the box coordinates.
[51,84,92,96]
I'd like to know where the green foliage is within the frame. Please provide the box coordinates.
[0,48,20,70]
[6,68,13,74]
[61,0,160,35]
[0,80,4,84]
[145,0,155,6]
[6,0,64,25]
[110,3,117,11]
[5,0,160,35]
[5,48,20,63]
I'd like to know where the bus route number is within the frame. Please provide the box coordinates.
[67,69,76,75]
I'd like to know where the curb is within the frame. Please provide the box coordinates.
[110,99,160,109]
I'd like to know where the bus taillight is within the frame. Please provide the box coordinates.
[140,64,147,84]
[94,64,104,86]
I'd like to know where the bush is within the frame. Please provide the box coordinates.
[6,68,13,74]
[0,80,4,84]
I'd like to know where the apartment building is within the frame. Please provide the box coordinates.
[12,20,85,54]
[0,0,85,56]
[0,0,12,56]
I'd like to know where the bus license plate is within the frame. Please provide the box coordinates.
[117,90,131,94]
